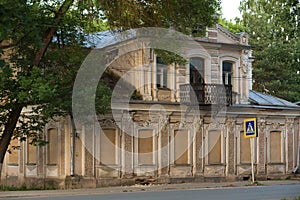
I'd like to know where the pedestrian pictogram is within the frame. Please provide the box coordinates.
[247,123,254,133]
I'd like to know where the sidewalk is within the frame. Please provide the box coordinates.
[0,180,300,199]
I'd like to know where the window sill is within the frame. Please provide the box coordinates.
[267,162,285,165]
[26,163,37,166]
[205,164,225,166]
[138,164,156,167]
[7,164,19,166]
[98,164,120,167]
[172,164,192,167]
[238,163,252,165]
[46,164,58,166]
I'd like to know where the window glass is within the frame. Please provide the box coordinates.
[190,57,204,84]
[156,57,169,89]
[222,61,233,85]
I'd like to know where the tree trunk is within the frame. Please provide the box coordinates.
[0,0,74,180]
[0,106,23,182]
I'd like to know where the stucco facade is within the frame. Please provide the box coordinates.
[1,25,300,189]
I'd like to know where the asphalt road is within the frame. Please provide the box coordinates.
[5,184,300,200]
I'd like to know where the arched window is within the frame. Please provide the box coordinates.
[190,57,204,85]
[222,61,233,85]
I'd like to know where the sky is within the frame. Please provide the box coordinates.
[221,0,242,20]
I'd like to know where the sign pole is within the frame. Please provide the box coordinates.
[244,118,257,184]
[251,137,255,183]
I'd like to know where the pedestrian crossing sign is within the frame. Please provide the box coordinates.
[244,118,258,138]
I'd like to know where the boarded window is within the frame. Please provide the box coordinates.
[208,130,221,164]
[47,128,58,165]
[8,139,19,165]
[138,130,154,165]
[270,131,282,163]
[100,129,117,165]
[240,131,251,163]
[27,141,37,164]
[174,130,189,165]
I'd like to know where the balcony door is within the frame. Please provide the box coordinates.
[222,61,233,86]
[190,57,204,85]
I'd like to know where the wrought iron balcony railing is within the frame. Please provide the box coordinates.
[179,83,232,105]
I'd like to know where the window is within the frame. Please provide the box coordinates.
[208,130,222,164]
[47,128,58,165]
[156,57,169,89]
[138,130,154,165]
[190,57,204,84]
[269,131,282,163]
[27,141,37,165]
[100,129,118,165]
[174,130,190,165]
[222,61,233,85]
[8,139,19,165]
[240,131,251,163]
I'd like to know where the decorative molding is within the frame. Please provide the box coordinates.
[241,50,252,73]
[121,111,134,134]
[137,120,152,128]
[170,121,186,130]
[206,120,225,131]
[269,122,283,131]
[99,119,116,129]
[46,120,57,130]
[193,116,203,132]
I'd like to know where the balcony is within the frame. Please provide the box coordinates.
[180,83,232,105]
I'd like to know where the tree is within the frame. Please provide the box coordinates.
[218,18,247,34]
[0,0,221,178]
[240,0,300,102]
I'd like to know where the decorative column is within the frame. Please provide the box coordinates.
[121,111,134,178]
[194,116,204,177]
[226,117,236,178]
[158,113,171,178]
[286,117,295,173]
[257,118,266,178]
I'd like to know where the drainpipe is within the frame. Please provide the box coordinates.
[70,114,76,176]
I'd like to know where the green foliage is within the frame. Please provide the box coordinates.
[0,0,222,153]
[99,0,221,36]
[154,49,187,65]
[240,0,300,102]
[218,18,248,34]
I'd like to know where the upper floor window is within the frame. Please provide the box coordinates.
[222,61,233,85]
[190,57,204,85]
[156,57,169,89]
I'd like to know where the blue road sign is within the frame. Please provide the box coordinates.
[244,118,257,138]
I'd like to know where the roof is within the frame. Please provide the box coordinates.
[249,90,299,108]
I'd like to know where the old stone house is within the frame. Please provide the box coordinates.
[1,25,300,189]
